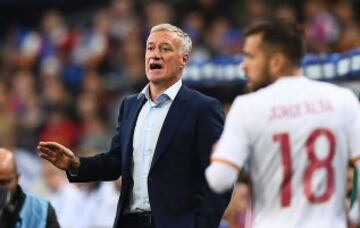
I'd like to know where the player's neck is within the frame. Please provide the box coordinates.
[274,67,301,81]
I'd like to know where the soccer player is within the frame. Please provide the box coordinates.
[205,20,360,228]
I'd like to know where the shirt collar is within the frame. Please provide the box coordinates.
[138,80,182,101]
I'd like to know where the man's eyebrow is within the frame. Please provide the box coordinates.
[146,41,172,46]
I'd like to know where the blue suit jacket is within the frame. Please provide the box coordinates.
[67,85,231,228]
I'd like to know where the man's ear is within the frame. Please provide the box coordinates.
[181,53,189,68]
[270,52,285,76]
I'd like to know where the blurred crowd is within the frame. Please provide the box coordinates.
[0,0,359,227]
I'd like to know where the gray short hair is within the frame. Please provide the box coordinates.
[150,23,192,55]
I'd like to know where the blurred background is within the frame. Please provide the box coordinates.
[0,0,360,227]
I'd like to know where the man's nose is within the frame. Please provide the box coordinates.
[148,47,159,58]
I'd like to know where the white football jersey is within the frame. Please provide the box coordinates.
[213,76,360,228]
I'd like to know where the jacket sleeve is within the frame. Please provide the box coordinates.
[67,99,126,182]
[196,98,232,228]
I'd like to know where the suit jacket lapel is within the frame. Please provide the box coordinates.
[150,86,191,170]
[123,95,146,175]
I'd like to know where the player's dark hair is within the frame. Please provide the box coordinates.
[244,20,305,67]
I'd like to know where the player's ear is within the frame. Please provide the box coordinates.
[270,52,285,76]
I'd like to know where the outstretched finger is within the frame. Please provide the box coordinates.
[37,145,57,157]
[38,141,75,160]
[38,141,65,151]
[38,152,55,163]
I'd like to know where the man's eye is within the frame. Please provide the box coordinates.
[147,47,154,51]
[162,47,171,52]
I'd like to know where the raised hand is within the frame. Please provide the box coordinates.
[37,141,80,171]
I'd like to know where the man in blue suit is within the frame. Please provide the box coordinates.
[37,23,230,228]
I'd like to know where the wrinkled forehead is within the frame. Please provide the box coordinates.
[146,30,182,46]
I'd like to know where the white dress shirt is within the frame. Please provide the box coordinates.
[130,80,182,212]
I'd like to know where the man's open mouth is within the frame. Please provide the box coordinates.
[150,63,163,70]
